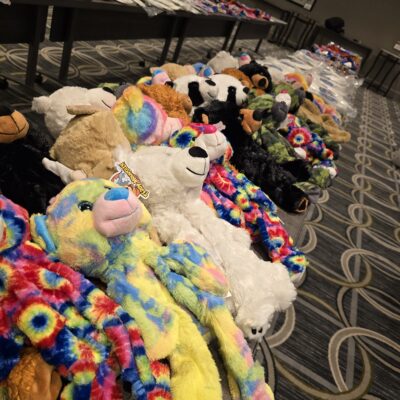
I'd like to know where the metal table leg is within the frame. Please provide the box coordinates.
[228,21,242,53]
[364,50,382,79]
[159,17,179,64]
[376,58,397,93]
[172,18,188,63]
[222,21,236,51]
[26,5,48,86]
[59,8,77,83]
[384,62,400,96]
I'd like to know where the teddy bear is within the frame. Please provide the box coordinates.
[207,51,239,73]
[168,125,308,282]
[193,100,311,213]
[239,61,273,94]
[31,179,273,400]
[113,85,183,146]
[173,75,219,108]
[0,106,65,213]
[297,97,351,143]
[47,105,131,182]
[137,83,192,125]
[210,73,249,106]
[118,144,297,339]
[32,86,116,138]
[150,62,213,80]
[0,194,172,400]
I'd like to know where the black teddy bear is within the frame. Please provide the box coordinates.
[0,105,65,213]
[193,100,311,213]
[239,61,273,94]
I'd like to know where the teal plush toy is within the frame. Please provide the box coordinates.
[30,179,274,400]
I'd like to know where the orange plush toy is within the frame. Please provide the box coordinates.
[6,348,62,400]
[137,83,192,125]
[0,105,29,143]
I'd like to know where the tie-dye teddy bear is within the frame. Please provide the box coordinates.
[31,179,274,400]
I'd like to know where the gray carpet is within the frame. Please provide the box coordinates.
[1,23,399,400]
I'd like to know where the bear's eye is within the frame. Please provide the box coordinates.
[78,201,93,211]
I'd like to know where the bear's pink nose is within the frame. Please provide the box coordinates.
[93,187,142,238]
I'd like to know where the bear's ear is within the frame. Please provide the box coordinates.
[30,214,57,253]
[32,96,51,114]
[66,105,103,116]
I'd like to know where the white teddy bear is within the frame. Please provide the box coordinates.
[32,86,116,138]
[120,144,297,340]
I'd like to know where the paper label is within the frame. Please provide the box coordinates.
[110,161,150,200]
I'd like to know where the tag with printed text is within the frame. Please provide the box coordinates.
[110,162,150,200]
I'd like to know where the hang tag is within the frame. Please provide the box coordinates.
[110,161,150,200]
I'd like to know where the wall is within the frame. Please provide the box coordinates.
[243,0,400,99]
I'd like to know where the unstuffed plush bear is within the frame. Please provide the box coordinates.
[31,179,273,400]
[168,126,308,282]
[32,86,116,138]
[137,83,192,125]
[173,75,219,108]
[118,145,297,339]
[0,107,64,213]
[298,97,351,143]
[210,74,249,106]
[46,105,131,183]
[150,62,213,80]
[0,195,171,400]
[207,51,239,73]
[193,101,311,213]
[239,61,273,94]
[113,86,183,146]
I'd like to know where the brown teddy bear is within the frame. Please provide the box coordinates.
[222,68,266,97]
[137,83,192,125]
[49,105,131,180]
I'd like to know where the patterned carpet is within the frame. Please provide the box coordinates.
[1,25,399,400]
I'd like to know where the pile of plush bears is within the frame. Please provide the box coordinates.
[0,50,351,400]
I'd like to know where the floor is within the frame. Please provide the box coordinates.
[1,29,399,400]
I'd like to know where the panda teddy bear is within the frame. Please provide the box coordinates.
[174,73,249,109]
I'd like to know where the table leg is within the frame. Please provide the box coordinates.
[384,62,400,96]
[376,58,397,93]
[228,21,242,53]
[365,50,382,86]
[159,18,179,64]
[172,18,188,63]
[367,54,388,89]
[222,21,236,51]
[255,38,263,53]
[59,8,77,83]
[25,5,47,86]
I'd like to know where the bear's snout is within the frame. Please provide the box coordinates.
[189,146,208,159]
[93,187,142,238]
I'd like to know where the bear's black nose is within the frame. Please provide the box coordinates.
[243,87,250,94]
[189,146,208,158]
[258,78,267,87]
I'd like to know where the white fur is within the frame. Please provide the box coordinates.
[207,51,239,73]
[120,146,297,340]
[173,75,218,109]
[194,130,228,161]
[32,87,116,138]
[210,74,248,106]
[42,158,86,184]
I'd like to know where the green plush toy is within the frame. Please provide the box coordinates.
[30,179,274,400]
